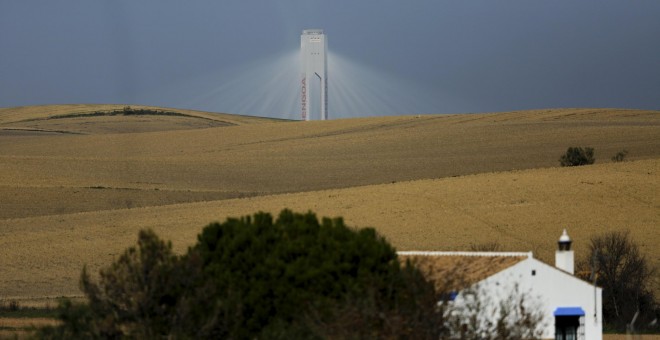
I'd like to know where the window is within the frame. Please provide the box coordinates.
[554,307,585,340]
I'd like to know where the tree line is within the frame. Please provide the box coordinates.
[38,210,546,339]
[37,210,657,338]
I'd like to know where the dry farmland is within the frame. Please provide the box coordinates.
[0,105,658,305]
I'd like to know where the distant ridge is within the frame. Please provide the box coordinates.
[0,104,287,135]
[0,104,284,125]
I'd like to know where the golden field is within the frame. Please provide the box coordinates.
[0,105,658,305]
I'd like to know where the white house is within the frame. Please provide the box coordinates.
[399,230,602,340]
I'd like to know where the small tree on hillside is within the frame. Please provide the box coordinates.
[559,146,595,166]
[611,150,628,162]
[469,242,502,252]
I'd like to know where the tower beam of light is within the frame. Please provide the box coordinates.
[186,49,301,119]
[142,47,461,119]
[328,51,426,117]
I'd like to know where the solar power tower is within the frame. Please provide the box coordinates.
[300,29,328,120]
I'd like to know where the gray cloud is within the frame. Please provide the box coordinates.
[1,1,658,117]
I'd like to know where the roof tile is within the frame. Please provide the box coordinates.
[398,252,528,292]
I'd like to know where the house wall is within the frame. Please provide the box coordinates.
[472,258,603,340]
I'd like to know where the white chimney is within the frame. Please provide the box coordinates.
[555,229,574,274]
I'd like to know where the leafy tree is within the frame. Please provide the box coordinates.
[186,209,440,338]
[580,231,657,332]
[559,146,595,166]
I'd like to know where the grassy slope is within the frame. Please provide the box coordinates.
[0,159,657,300]
[0,106,658,301]
[0,108,658,217]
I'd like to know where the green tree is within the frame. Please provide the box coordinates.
[559,146,595,166]
[187,209,439,338]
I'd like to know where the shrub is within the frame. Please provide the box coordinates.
[559,146,595,166]
[0,300,20,312]
[444,283,546,339]
[469,242,502,252]
[611,150,628,162]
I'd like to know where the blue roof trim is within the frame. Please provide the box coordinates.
[449,291,458,301]
[554,307,585,316]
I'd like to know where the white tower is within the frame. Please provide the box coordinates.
[300,29,328,121]
[555,229,575,274]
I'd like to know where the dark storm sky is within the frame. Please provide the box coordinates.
[1,1,659,118]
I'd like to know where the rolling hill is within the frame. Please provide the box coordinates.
[0,105,658,304]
